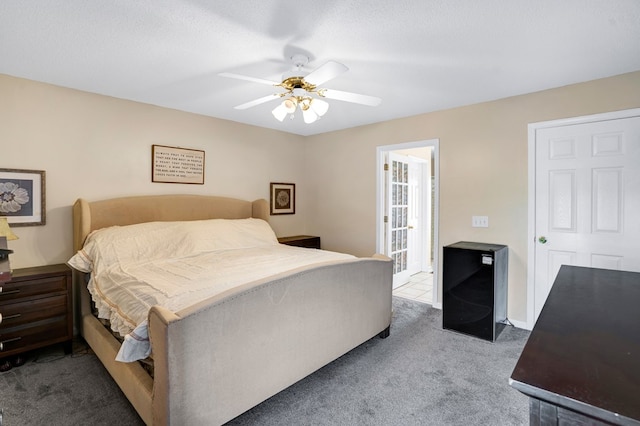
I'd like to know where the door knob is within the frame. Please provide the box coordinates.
[538,236,548,244]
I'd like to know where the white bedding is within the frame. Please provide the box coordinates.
[68,218,355,362]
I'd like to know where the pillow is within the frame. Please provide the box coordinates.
[67,218,278,272]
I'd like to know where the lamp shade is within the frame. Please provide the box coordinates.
[311,98,329,117]
[0,217,18,241]
[272,102,288,122]
[283,97,297,113]
[302,107,318,124]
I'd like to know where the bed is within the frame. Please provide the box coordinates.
[70,194,393,425]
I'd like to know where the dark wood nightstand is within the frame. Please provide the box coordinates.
[278,235,321,249]
[0,264,73,357]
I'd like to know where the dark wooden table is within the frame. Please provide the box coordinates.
[510,265,640,425]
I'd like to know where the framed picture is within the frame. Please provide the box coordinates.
[152,144,205,184]
[0,168,46,226]
[270,182,295,215]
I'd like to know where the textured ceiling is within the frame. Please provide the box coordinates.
[1,1,639,136]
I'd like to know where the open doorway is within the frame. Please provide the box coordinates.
[376,139,440,308]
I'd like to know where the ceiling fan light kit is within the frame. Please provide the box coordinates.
[221,54,381,124]
[271,96,329,124]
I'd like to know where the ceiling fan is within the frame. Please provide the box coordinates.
[219,54,381,124]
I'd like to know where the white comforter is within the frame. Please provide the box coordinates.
[68,218,354,362]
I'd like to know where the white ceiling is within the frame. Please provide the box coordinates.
[1,1,639,136]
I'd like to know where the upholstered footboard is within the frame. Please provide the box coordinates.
[149,255,392,425]
[72,195,392,425]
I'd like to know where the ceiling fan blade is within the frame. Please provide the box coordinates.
[219,72,280,86]
[234,94,281,110]
[320,89,381,107]
[304,61,348,86]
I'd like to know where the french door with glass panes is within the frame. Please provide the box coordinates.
[386,153,422,288]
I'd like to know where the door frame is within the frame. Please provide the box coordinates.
[526,107,640,329]
[376,139,441,308]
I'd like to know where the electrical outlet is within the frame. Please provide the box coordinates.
[472,216,489,228]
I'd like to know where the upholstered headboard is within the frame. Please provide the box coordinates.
[72,194,269,251]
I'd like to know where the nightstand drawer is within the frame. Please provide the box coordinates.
[0,294,67,329]
[0,316,68,353]
[0,264,72,357]
[0,275,68,303]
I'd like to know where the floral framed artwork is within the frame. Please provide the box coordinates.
[270,182,295,215]
[0,168,46,226]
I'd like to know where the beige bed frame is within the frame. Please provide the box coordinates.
[72,194,392,425]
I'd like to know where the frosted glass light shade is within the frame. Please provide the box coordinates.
[283,98,297,113]
[272,103,288,122]
[311,98,329,116]
[302,108,318,124]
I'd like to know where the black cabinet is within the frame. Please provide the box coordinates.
[443,242,508,342]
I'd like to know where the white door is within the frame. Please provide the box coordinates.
[534,116,640,320]
[386,153,423,288]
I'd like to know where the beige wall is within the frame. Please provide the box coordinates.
[2,70,639,325]
[304,70,640,324]
[0,74,308,269]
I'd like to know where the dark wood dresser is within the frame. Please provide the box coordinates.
[0,264,73,357]
[278,235,321,249]
[510,265,640,425]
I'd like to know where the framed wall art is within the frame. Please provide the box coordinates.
[0,168,46,226]
[152,144,205,184]
[270,182,295,215]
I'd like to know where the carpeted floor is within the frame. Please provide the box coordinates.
[0,298,530,425]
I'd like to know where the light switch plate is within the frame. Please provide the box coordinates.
[472,216,489,228]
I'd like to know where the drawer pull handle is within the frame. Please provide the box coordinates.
[0,288,20,296]
[1,313,20,322]
[0,337,21,351]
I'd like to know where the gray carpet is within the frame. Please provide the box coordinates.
[0,298,530,425]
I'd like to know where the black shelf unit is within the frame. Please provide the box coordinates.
[443,241,508,342]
